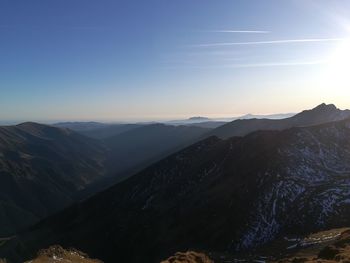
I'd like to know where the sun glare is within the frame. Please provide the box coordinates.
[325,38,350,87]
[318,37,350,101]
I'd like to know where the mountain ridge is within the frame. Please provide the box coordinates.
[0,123,107,236]
[3,116,350,263]
[208,103,350,138]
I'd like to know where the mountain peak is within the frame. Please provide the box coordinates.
[14,122,74,136]
[295,103,341,118]
[16,122,45,128]
[313,103,337,111]
[209,103,350,139]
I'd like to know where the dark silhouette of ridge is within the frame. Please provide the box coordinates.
[209,103,350,138]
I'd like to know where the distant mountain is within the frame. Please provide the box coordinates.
[165,117,226,129]
[167,116,211,124]
[165,113,297,130]
[4,117,350,263]
[187,121,227,129]
[188,117,211,121]
[239,113,295,120]
[80,124,144,140]
[53,122,109,132]
[166,113,295,126]
[53,112,297,138]
[53,122,144,140]
[163,113,297,130]
[209,103,350,138]
[0,123,106,236]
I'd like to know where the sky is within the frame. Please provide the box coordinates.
[1,0,350,122]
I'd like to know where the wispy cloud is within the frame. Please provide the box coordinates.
[162,60,326,70]
[0,25,109,31]
[209,30,270,34]
[192,38,346,47]
[225,60,326,68]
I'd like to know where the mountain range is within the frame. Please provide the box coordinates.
[0,122,210,236]
[2,108,350,263]
[1,103,350,263]
[55,104,349,141]
[54,112,296,134]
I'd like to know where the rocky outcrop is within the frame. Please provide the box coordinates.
[161,251,213,263]
[24,246,103,263]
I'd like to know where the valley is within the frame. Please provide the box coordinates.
[1,105,350,262]
[1,104,350,263]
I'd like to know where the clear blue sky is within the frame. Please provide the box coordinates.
[1,0,350,122]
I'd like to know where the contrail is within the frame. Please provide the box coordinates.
[210,30,270,33]
[225,60,325,68]
[193,38,346,47]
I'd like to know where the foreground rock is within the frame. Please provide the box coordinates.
[23,246,103,263]
[272,229,350,263]
[161,251,213,263]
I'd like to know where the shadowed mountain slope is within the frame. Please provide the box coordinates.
[54,122,144,140]
[80,124,144,140]
[0,123,106,236]
[103,123,211,180]
[3,118,350,263]
[53,122,109,132]
[48,123,212,197]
